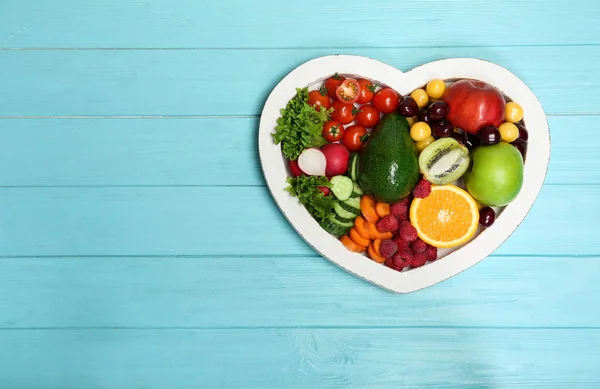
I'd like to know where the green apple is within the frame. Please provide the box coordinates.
[463,142,524,207]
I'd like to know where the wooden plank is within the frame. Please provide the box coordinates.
[1,46,599,115]
[0,116,589,186]
[1,0,599,48]
[0,256,598,328]
[0,185,596,257]
[0,328,598,388]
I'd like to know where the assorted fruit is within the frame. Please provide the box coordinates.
[272,71,529,273]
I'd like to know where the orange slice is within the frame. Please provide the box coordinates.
[409,185,479,248]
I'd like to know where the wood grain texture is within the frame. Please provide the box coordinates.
[0,256,598,329]
[0,185,597,257]
[1,46,600,115]
[0,116,590,186]
[1,0,599,48]
[1,328,599,388]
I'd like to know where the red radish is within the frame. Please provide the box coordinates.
[288,159,304,177]
[320,143,350,177]
[297,148,327,176]
[318,186,331,196]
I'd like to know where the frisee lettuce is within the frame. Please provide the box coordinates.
[272,88,333,160]
[285,175,335,223]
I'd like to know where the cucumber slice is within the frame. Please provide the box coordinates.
[330,175,354,201]
[320,217,352,238]
[343,196,361,212]
[339,200,360,215]
[334,202,357,221]
[351,182,363,197]
[349,153,360,181]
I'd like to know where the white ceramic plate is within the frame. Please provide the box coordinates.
[258,55,551,293]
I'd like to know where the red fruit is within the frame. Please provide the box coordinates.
[379,239,398,259]
[318,186,331,196]
[411,238,427,254]
[376,214,399,233]
[393,249,413,269]
[324,74,346,99]
[413,179,432,199]
[398,196,412,207]
[390,202,408,218]
[411,253,428,268]
[384,257,395,269]
[425,245,438,261]
[399,221,418,242]
[320,143,350,177]
[442,79,506,135]
[289,159,304,177]
[393,237,411,250]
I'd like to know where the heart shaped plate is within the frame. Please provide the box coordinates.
[258,55,550,293]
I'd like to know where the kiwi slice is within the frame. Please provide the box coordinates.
[419,138,470,185]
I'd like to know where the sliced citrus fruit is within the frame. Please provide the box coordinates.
[409,184,480,248]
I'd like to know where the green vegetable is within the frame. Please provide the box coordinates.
[272,88,333,160]
[285,175,335,223]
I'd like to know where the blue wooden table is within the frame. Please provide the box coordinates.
[1,1,599,387]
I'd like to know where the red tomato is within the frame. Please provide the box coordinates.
[307,88,331,111]
[324,73,346,99]
[355,104,380,128]
[335,78,360,104]
[372,88,400,113]
[330,100,357,125]
[343,125,368,152]
[322,120,344,142]
[357,78,376,104]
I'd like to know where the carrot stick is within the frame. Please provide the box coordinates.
[375,202,391,218]
[368,244,386,263]
[360,195,379,224]
[341,235,366,253]
[354,216,371,240]
[350,227,371,248]
[372,239,382,257]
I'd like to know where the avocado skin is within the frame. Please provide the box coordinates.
[357,113,420,203]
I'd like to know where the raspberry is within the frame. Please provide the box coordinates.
[399,221,418,242]
[393,248,413,270]
[413,179,432,199]
[425,244,438,261]
[398,196,412,207]
[379,239,398,258]
[393,236,411,250]
[411,253,428,268]
[384,258,394,268]
[411,238,427,254]
[376,214,398,233]
[390,202,408,218]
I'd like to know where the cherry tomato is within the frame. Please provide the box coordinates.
[372,88,400,113]
[343,125,368,152]
[355,104,380,128]
[357,78,376,104]
[330,100,357,125]
[324,73,346,99]
[307,87,331,111]
[335,78,360,104]
[322,120,344,142]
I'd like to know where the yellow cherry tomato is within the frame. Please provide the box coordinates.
[406,115,417,126]
[426,79,446,99]
[410,122,432,142]
[416,135,435,152]
[410,89,429,109]
[499,122,519,142]
[505,102,524,123]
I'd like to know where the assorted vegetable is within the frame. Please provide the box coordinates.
[272,71,530,273]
